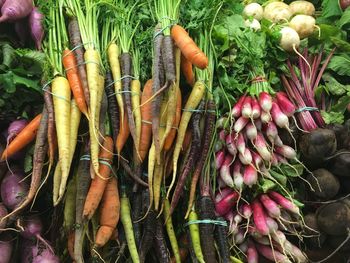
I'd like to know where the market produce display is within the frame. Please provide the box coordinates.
[1,0,350,262]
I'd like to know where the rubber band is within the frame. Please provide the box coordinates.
[62,41,95,58]
[79,155,117,178]
[294,107,319,113]
[184,219,228,227]
[42,80,70,103]
[153,22,176,39]
[64,60,102,72]
[106,75,139,89]
[141,119,152,125]
[182,108,216,113]
[107,90,141,98]
[250,76,267,83]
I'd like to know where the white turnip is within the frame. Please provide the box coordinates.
[243,3,264,20]
[279,26,300,52]
[289,1,315,15]
[289,14,316,39]
[263,2,292,23]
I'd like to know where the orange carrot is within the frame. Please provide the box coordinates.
[171,25,208,69]
[95,177,120,247]
[116,112,130,155]
[138,79,153,162]
[83,136,114,219]
[164,86,182,151]
[63,49,89,117]
[181,54,195,86]
[181,128,192,154]
[1,114,42,160]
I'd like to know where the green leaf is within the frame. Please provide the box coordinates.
[1,43,17,68]
[337,8,350,29]
[279,163,304,178]
[330,37,350,52]
[328,55,350,76]
[269,170,287,186]
[24,145,35,173]
[260,179,276,193]
[331,95,350,112]
[318,0,342,24]
[321,110,345,124]
[322,73,350,95]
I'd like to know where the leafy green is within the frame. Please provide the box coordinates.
[328,55,350,76]
[321,110,345,124]
[322,73,350,96]
[317,0,342,24]
[337,8,350,29]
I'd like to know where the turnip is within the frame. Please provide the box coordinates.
[7,119,28,142]
[279,26,300,52]
[0,233,13,263]
[0,0,33,23]
[29,7,45,50]
[1,170,29,210]
[289,1,315,16]
[263,2,292,23]
[243,3,264,20]
[289,15,316,39]
[245,19,261,31]
[0,0,5,8]
[32,244,59,263]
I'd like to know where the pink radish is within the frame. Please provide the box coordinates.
[251,150,263,168]
[254,133,271,161]
[252,199,269,235]
[276,92,295,117]
[219,129,227,141]
[242,203,252,219]
[236,133,246,154]
[275,145,297,160]
[271,230,287,245]
[217,176,227,189]
[284,240,308,263]
[234,229,245,245]
[246,122,257,141]
[247,241,258,263]
[233,161,244,190]
[239,148,252,165]
[225,211,238,234]
[268,191,300,215]
[260,194,281,218]
[271,101,289,129]
[215,191,239,216]
[215,188,234,203]
[234,116,249,133]
[255,118,262,130]
[239,241,248,253]
[261,110,271,124]
[243,164,258,187]
[215,150,226,169]
[274,135,284,147]
[251,97,261,119]
[226,133,237,156]
[275,153,288,164]
[255,243,292,263]
[242,96,252,118]
[220,154,234,187]
[231,95,246,118]
[253,235,270,245]
[265,216,279,232]
[259,92,272,112]
[271,153,279,166]
[266,121,278,143]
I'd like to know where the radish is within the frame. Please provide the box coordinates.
[243,164,258,187]
[284,240,308,263]
[339,0,350,10]
[217,176,227,189]
[215,188,234,203]
[219,129,227,141]
[255,118,262,131]
[220,154,234,187]
[0,0,33,23]
[236,133,246,154]
[260,110,271,124]
[265,121,278,143]
[276,92,296,117]
[243,3,264,20]
[289,1,315,16]
[1,170,29,210]
[251,150,263,168]
[29,7,45,50]
[260,194,281,218]
[231,95,246,118]
[254,133,271,162]
[247,241,258,263]
[271,230,287,245]
[225,133,237,157]
[275,145,297,160]
[279,26,300,52]
[239,148,252,165]
[215,150,226,169]
[245,18,261,31]
[274,135,284,147]
[242,203,252,219]
[289,15,316,39]
[251,97,261,119]
[265,216,279,233]
[233,161,244,190]
[255,243,292,263]
[259,92,272,112]
[215,191,239,216]
[263,2,292,23]
[246,122,257,141]
[251,199,269,235]
[239,241,248,253]
[271,101,289,129]
[234,229,245,245]
[268,191,300,215]
[242,96,252,118]
[234,116,249,133]
[224,211,238,234]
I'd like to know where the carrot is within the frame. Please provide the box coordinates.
[185,100,215,218]
[105,71,120,144]
[95,177,120,247]
[1,113,42,160]
[68,230,75,261]
[43,85,56,167]
[188,209,205,263]
[181,53,195,86]
[163,199,181,263]
[131,191,142,245]
[171,25,208,69]
[147,143,156,215]
[139,79,153,161]
[116,111,130,155]
[154,218,171,262]
[64,176,77,232]
[63,48,89,117]
[83,136,114,219]
[120,193,140,263]
[68,18,90,105]
[153,157,164,211]
[181,128,192,154]
[170,234,189,263]
[74,146,91,263]
[168,80,206,199]
[107,43,124,130]
[2,107,48,220]
[131,79,142,151]
[215,216,230,263]
[163,86,181,151]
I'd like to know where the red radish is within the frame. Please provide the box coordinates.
[255,243,292,263]
[226,133,237,156]
[253,235,270,245]
[252,199,269,235]
[233,212,243,226]
[236,133,246,154]
[231,95,246,118]
[220,154,234,187]
[275,153,288,164]
[284,240,307,263]
[219,129,227,141]
[271,153,279,166]
[260,110,271,124]
[255,118,262,130]
[254,133,271,161]
[251,97,261,119]
[260,194,281,218]
[239,241,248,253]
[7,119,28,142]
[265,216,279,232]
[271,230,287,245]
[234,116,249,133]
[224,211,238,234]
[242,203,252,219]
[234,229,245,245]
[217,176,227,189]
[215,191,239,216]
[276,92,295,117]
[215,150,225,169]
[248,226,263,239]
[233,161,244,190]
[274,135,284,147]
[275,145,296,159]
[266,121,278,143]
[1,170,29,210]
[271,101,289,129]
[0,0,33,23]
[243,164,258,187]
[259,92,272,112]
[239,148,252,165]
[247,241,258,263]
[242,96,252,118]
[29,7,45,50]
[268,191,300,215]
[246,122,257,141]
[251,150,263,168]
[0,203,8,230]
[215,188,234,203]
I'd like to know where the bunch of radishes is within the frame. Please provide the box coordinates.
[215,189,307,263]
[243,1,317,52]
[0,0,44,50]
[215,91,299,190]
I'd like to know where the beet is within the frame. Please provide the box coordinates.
[328,234,350,252]
[317,202,350,235]
[304,213,326,248]
[326,123,350,150]
[307,169,340,200]
[330,151,350,177]
[1,170,29,210]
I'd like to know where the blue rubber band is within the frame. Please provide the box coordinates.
[184,219,228,227]
[294,107,319,113]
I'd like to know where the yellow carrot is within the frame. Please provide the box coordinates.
[131,79,141,150]
[148,143,156,214]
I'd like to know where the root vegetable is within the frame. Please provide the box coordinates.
[317,202,350,235]
[279,27,300,52]
[264,2,292,23]
[289,15,316,39]
[289,1,315,15]
[307,169,340,199]
[243,3,264,20]
[1,170,29,210]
